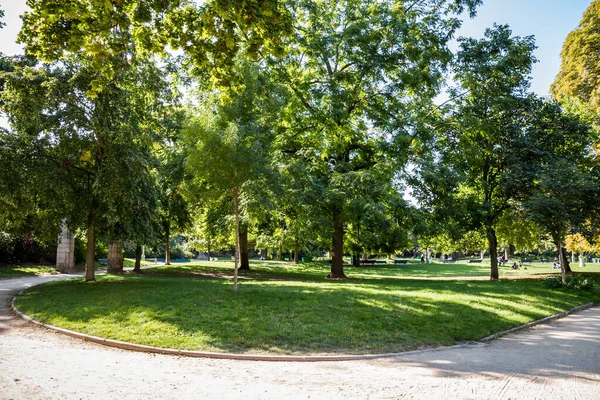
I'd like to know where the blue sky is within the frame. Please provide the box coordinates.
[0,0,593,96]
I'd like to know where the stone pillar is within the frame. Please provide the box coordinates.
[56,222,75,273]
[107,241,124,273]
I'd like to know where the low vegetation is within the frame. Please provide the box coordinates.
[0,265,58,279]
[14,261,600,355]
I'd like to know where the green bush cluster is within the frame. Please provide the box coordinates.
[544,276,595,291]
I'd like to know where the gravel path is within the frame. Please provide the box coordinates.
[1,274,599,399]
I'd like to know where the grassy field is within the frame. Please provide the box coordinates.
[0,265,59,279]
[14,260,600,355]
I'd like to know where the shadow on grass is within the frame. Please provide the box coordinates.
[14,269,600,356]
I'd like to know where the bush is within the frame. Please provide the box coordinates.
[0,232,56,264]
[566,276,594,291]
[544,276,594,291]
[543,277,563,289]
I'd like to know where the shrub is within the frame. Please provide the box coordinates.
[544,276,595,291]
[543,277,563,289]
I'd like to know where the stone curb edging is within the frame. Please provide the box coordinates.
[480,302,596,341]
[10,289,596,362]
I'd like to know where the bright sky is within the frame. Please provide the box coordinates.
[0,0,592,97]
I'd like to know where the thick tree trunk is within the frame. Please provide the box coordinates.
[134,244,142,273]
[207,243,211,261]
[165,224,171,265]
[329,206,346,279]
[85,221,96,281]
[485,225,499,280]
[353,254,361,267]
[504,247,509,260]
[233,188,240,292]
[239,222,250,270]
[107,241,124,273]
[293,239,299,264]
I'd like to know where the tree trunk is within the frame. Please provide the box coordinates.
[85,220,96,282]
[579,254,585,268]
[293,239,299,264]
[557,240,567,284]
[485,225,499,280]
[504,247,509,260]
[165,223,171,265]
[207,242,211,261]
[107,241,124,273]
[329,206,346,278]
[239,222,250,270]
[353,254,361,267]
[134,244,142,273]
[480,249,485,261]
[562,247,572,273]
[278,243,283,261]
[233,188,240,292]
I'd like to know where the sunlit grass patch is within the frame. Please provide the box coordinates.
[0,265,58,279]
[14,263,600,355]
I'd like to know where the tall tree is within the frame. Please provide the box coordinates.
[268,0,481,278]
[435,25,537,280]
[522,99,596,283]
[185,61,281,291]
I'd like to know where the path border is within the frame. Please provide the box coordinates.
[10,288,596,362]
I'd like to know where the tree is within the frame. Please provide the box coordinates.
[522,100,596,283]
[1,54,172,280]
[185,61,281,291]
[435,25,537,280]
[552,0,600,129]
[267,0,481,278]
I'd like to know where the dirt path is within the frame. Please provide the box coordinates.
[1,274,599,399]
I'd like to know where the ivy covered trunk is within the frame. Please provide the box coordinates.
[85,221,95,282]
[329,206,346,279]
[293,239,299,264]
[133,244,142,273]
[486,225,499,280]
[239,222,250,270]
[85,202,98,282]
[165,223,171,265]
[233,187,240,292]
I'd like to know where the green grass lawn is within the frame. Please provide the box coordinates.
[14,260,600,355]
[0,265,59,279]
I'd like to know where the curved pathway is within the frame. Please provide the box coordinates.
[1,274,599,399]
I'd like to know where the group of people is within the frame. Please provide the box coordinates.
[497,255,527,270]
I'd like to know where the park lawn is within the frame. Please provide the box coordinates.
[14,261,600,355]
[123,258,157,268]
[0,265,59,279]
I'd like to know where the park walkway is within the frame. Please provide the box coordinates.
[1,273,599,399]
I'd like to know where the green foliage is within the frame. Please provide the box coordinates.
[18,0,292,91]
[543,277,563,289]
[552,0,600,124]
[545,276,595,291]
